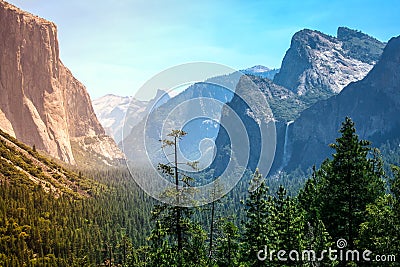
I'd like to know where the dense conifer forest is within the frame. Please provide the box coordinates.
[0,118,399,266]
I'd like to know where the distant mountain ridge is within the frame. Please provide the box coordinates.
[93,94,141,144]
[122,73,241,162]
[241,65,280,80]
[93,90,170,144]
[90,26,388,176]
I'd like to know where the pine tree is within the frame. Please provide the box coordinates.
[359,165,400,265]
[206,182,224,264]
[298,167,332,266]
[214,219,240,267]
[315,117,385,249]
[241,170,275,266]
[390,165,400,255]
[147,130,207,266]
[271,185,307,265]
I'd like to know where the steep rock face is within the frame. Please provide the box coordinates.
[60,67,105,138]
[210,75,276,176]
[212,28,387,175]
[287,35,400,170]
[273,28,385,97]
[122,73,241,162]
[0,1,122,165]
[249,76,306,122]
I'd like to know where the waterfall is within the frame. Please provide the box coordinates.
[281,120,294,169]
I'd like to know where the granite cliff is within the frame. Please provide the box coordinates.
[273,27,385,99]
[287,35,400,170]
[211,27,387,175]
[0,1,123,165]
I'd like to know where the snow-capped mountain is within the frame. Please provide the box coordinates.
[241,65,280,80]
[93,90,170,144]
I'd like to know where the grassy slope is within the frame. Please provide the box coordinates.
[0,129,102,198]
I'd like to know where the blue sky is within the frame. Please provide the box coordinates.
[7,0,400,99]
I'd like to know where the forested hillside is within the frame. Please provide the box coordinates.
[0,129,155,265]
[1,112,399,267]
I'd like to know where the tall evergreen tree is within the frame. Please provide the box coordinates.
[147,130,207,266]
[241,170,274,266]
[206,181,225,264]
[214,219,240,267]
[315,117,385,248]
[359,165,400,265]
[272,185,306,265]
[298,167,333,266]
[390,165,400,255]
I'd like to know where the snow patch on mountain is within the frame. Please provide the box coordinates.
[93,94,147,144]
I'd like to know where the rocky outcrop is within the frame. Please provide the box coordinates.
[337,27,386,64]
[249,76,306,122]
[0,1,122,165]
[273,28,385,97]
[286,35,400,170]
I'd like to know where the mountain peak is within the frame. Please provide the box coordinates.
[273,27,384,96]
[337,26,386,64]
[287,35,400,171]
[337,27,377,41]
[293,28,335,41]
[381,35,400,61]
[154,89,169,99]
[243,65,271,73]
[0,1,55,27]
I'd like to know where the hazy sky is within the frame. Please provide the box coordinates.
[7,0,400,99]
